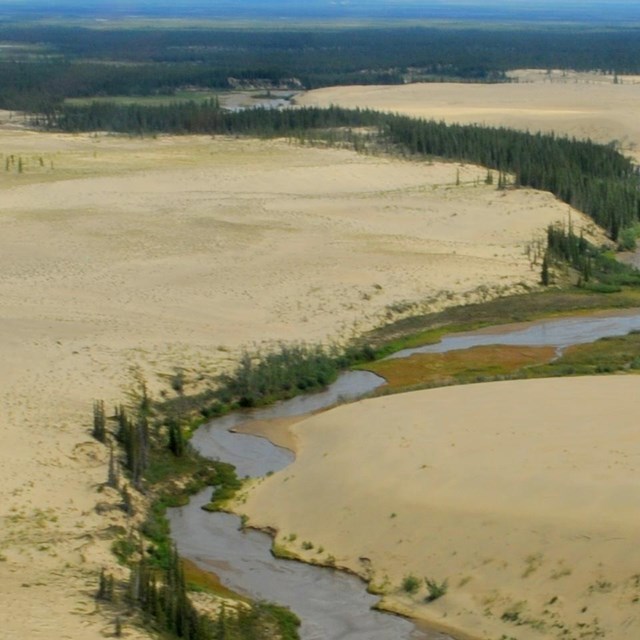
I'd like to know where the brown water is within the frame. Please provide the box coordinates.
[170,307,640,640]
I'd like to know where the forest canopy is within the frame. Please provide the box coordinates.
[3,23,640,110]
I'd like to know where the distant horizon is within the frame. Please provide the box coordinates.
[1,0,640,24]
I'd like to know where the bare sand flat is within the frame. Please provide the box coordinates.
[234,72,640,639]
[297,71,640,159]
[242,376,640,640]
[0,129,584,637]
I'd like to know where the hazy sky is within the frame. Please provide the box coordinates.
[1,0,638,22]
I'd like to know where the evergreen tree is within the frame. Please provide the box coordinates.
[541,255,550,286]
[92,399,106,443]
[167,418,185,457]
[107,445,119,489]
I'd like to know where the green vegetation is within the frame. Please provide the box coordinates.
[159,341,375,423]
[401,574,421,594]
[362,288,640,355]
[4,22,640,112]
[93,379,300,640]
[544,223,640,288]
[65,90,220,107]
[424,576,449,602]
[218,342,374,409]
[202,461,243,512]
[617,223,640,251]
[124,543,301,640]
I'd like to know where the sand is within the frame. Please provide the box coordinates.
[0,128,582,638]
[0,68,636,638]
[242,376,640,640]
[235,71,640,639]
[297,70,640,161]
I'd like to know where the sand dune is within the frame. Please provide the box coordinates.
[239,73,640,638]
[0,129,583,637]
[297,70,640,160]
[242,376,640,640]
[2,68,638,638]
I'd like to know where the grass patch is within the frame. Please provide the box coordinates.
[252,602,301,640]
[363,323,640,395]
[271,543,300,561]
[201,461,244,512]
[401,574,421,594]
[364,345,556,391]
[182,557,248,601]
[424,576,449,602]
[362,289,640,355]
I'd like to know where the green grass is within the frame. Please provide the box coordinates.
[401,574,421,594]
[201,461,243,512]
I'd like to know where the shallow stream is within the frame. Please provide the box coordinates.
[169,307,640,640]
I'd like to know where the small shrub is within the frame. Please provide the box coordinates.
[111,537,137,565]
[401,574,421,594]
[501,601,526,622]
[617,227,638,251]
[425,576,448,602]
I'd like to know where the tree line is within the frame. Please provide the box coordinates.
[42,102,640,240]
[542,223,640,290]
[126,544,300,640]
[5,24,640,72]
[92,372,302,639]
[4,23,640,110]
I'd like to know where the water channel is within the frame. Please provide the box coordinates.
[169,307,640,640]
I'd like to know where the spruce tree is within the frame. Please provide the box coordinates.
[541,255,550,286]
[168,419,185,457]
[92,400,106,443]
[107,445,119,489]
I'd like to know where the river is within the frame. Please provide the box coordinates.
[169,306,640,640]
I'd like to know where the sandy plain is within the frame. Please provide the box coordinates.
[243,377,640,640]
[0,68,636,640]
[0,126,582,639]
[297,69,640,161]
[237,71,640,640]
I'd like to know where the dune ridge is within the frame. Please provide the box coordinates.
[242,376,640,640]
